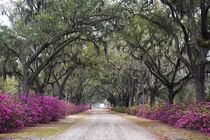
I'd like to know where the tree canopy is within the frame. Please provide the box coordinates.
[0,0,209,106]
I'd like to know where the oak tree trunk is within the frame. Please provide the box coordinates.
[168,89,175,104]
[150,93,155,107]
[23,64,30,96]
[193,65,206,101]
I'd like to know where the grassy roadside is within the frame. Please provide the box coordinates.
[0,111,90,139]
[111,111,210,140]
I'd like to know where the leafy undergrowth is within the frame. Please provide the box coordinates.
[115,112,210,140]
[0,111,90,139]
[111,106,127,113]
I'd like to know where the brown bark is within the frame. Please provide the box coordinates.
[168,89,175,104]
[193,65,206,101]
[23,64,30,96]
[59,69,73,99]
[150,94,155,107]
[128,71,138,107]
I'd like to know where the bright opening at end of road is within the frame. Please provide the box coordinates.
[99,104,105,108]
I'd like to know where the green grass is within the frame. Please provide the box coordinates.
[0,112,90,139]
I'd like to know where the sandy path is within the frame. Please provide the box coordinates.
[45,109,159,140]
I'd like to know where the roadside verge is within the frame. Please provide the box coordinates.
[111,111,210,140]
[0,111,90,140]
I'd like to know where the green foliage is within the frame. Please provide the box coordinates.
[205,97,210,102]
[111,106,127,113]
[2,78,18,94]
[205,92,210,102]
[0,0,209,106]
[125,106,139,115]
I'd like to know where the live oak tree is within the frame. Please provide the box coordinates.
[0,0,209,105]
[2,0,116,95]
[159,0,210,101]
[112,6,191,104]
[125,0,210,101]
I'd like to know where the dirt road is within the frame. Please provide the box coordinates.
[45,109,158,140]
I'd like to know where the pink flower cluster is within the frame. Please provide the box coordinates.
[0,93,90,133]
[21,94,71,125]
[105,107,112,109]
[69,103,90,114]
[0,94,25,132]
[136,102,210,135]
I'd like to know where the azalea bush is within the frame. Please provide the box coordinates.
[69,103,90,114]
[105,107,112,109]
[0,93,89,133]
[110,102,209,135]
[21,94,71,124]
[0,94,25,133]
[135,102,210,135]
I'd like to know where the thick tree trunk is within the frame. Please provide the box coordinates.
[128,75,133,107]
[51,84,56,97]
[116,94,121,106]
[143,93,148,104]
[59,86,65,99]
[168,95,174,104]
[129,94,134,107]
[150,93,155,107]
[129,75,137,107]
[67,86,73,101]
[59,67,75,99]
[193,66,206,101]
[109,94,116,107]
[168,89,175,104]
[23,64,30,96]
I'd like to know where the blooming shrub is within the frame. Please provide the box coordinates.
[0,94,25,133]
[105,107,112,110]
[110,102,210,135]
[136,102,210,135]
[21,94,71,124]
[69,103,90,114]
[0,93,90,133]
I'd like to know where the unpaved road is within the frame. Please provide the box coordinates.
[45,109,159,140]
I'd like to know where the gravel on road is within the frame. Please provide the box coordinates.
[45,109,159,140]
